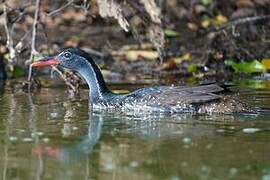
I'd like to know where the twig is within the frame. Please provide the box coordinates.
[3,3,16,62]
[73,0,90,12]
[83,0,90,11]
[28,0,41,64]
[50,66,77,92]
[47,0,74,16]
[26,0,41,91]
[82,47,106,57]
[210,15,270,33]
[15,27,33,52]
[10,7,28,36]
[2,2,32,54]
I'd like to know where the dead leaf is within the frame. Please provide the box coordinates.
[214,14,228,25]
[236,0,255,7]
[126,50,159,61]
[62,9,86,21]
[160,59,177,70]
[174,53,192,64]
[187,22,198,31]
[261,58,270,69]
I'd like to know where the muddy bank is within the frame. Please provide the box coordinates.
[1,0,270,85]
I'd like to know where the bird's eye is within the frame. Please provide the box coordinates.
[63,52,71,58]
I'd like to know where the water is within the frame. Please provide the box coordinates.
[1,81,270,180]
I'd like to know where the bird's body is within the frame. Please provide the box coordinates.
[92,85,246,113]
[31,48,248,114]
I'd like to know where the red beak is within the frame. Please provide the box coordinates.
[31,57,60,68]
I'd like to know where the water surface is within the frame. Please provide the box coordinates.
[0,81,270,180]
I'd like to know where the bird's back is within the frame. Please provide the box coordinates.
[93,84,248,114]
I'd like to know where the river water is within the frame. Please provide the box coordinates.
[0,79,270,180]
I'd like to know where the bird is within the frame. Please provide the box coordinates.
[31,48,249,114]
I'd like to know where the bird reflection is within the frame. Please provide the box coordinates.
[0,80,5,95]
[32,111,103,164]
[31,107,239,165]
[57,113,103,163]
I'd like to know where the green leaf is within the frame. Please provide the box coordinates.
[225,60,266,73]
[201,0,213,6]
[164,29,180,37]
[4,53,11,61]
[32,54,45,62]
[188,63,198,73]
[13,65,25,78]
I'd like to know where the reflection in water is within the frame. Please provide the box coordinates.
[34,112,104,164]
[1,88,270,179]
[0,81,4,94]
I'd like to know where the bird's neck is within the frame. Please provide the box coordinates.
[77,60,112,103]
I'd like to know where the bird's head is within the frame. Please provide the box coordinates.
[31,47,109,98]
[31,48,94,71]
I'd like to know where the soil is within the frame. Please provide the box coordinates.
[1,0,270,86]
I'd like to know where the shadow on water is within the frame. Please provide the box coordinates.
[0,80,5,95]
[1,84,270,179]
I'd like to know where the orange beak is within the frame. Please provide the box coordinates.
[31,57,60,68]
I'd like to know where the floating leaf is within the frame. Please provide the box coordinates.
[164,29,180,37]
[225,60,266,73]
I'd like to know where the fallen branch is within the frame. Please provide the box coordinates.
[210,15,270,33]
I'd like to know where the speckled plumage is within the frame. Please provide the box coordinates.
[93,85,248,114]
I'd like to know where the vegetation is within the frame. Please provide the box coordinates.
[1,0,270,87]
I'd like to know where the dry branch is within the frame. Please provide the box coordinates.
[3,4,16,62]
[140,0,161,24]
[47,0,75,16]
[28,0,41,64]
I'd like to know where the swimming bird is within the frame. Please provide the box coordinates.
[31,48,248,114]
